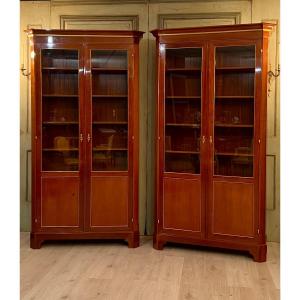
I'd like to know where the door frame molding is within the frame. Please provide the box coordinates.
[158,12,241,29]
[60,15,139,30]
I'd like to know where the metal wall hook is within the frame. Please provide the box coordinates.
[267,64,280,97]
[268,64,280,80]
[20,63,31,77]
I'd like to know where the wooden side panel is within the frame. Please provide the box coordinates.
[211,181,255,237]
[90,176,128,227]
[41,176,80,227]
[163,177,201,232]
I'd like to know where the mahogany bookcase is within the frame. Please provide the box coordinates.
[151,23,273,262]
[29,29,143,248]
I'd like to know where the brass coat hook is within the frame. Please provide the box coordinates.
[20,63,31,77]
[267,64,280,96]
[268,64,280,80]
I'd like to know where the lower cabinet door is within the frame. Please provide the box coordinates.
[208,180,257,240]
[162,176,203,236]
[89,175,130,230]
[40,175,82,229]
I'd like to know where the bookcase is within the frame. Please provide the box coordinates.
[29,29,143,248]
[151,23,273,262]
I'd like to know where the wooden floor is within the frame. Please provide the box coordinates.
[20,233,279,300]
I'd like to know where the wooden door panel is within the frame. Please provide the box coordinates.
[211,181,255,238]
[163,177,201,232]
[41,176,80,227]
[90,176,129,228]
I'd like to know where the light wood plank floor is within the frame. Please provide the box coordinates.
[20,233,279,300]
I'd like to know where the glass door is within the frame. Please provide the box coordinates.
[164,48,202,174]
[91,50,128,171]
[213,45,256,177]
[41,49,80,171]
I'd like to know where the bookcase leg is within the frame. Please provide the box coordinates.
[30,233,43,249]
[127,232,139,248]
[153,235,165,250]
[249,244,267,262]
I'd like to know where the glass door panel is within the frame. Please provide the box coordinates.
[165,48,202,174]
[214,46,255,177]
[41,49,79,171]
[91,50,128,171]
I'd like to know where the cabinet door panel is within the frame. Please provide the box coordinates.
[35,44,85,231]
[90,49,129,172]
[85,45,133,231]
[158,45,206,238]
[163,177,201,232]
[164,47,203,174]
[208,42,260,242]
[41,176,80,227]
[41,49,81,171]
[213,45,256,177]
[90,176,128,228]
[211,181,255,238]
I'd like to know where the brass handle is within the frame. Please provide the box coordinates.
[87,133,91,143]
[209,136,213,144]
[202,136,206,144]
[80,133,83,142]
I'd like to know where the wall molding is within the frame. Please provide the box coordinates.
[158,12,241,29]
[264,19,279,137]
[60,14,139,30]
[266,154,277,211]
[50,0,251,5]
[25,149,32,203]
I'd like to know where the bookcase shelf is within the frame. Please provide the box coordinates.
[215,152,253,157]
[215,123,253,128]
[43,94,79,98]
[42,67,78,73]
[165,150,199,154]
[166,68,201,73]
[165,123,200,128]
[42,121,79,125]
[43,148,79,152]
[215,96,254,100]
[92,95,128,98]
[92,68,128,73]
[215,67,255,73]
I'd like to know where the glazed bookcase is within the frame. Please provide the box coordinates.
[151,23,273,262]
[29,29,143,248]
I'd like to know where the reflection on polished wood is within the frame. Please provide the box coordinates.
[20,233,280,300]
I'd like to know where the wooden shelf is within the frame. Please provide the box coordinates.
[43,94,78,98]
[166,68,201,73]
[92,68,128,73]
[42,67,78,72]
[93,148,127,151]
[42,121,78,125]
[215,96,254,100]
[93,121,127,125]
[215,67,255,73]
[165,96,201,99]
[165,150,199,154]
[215,123,253,128]
[165,123,200,128]
[215,152,253,157]
[43,148,79,151]
[93,95,128,98]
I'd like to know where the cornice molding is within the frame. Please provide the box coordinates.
[50,0,251,6]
